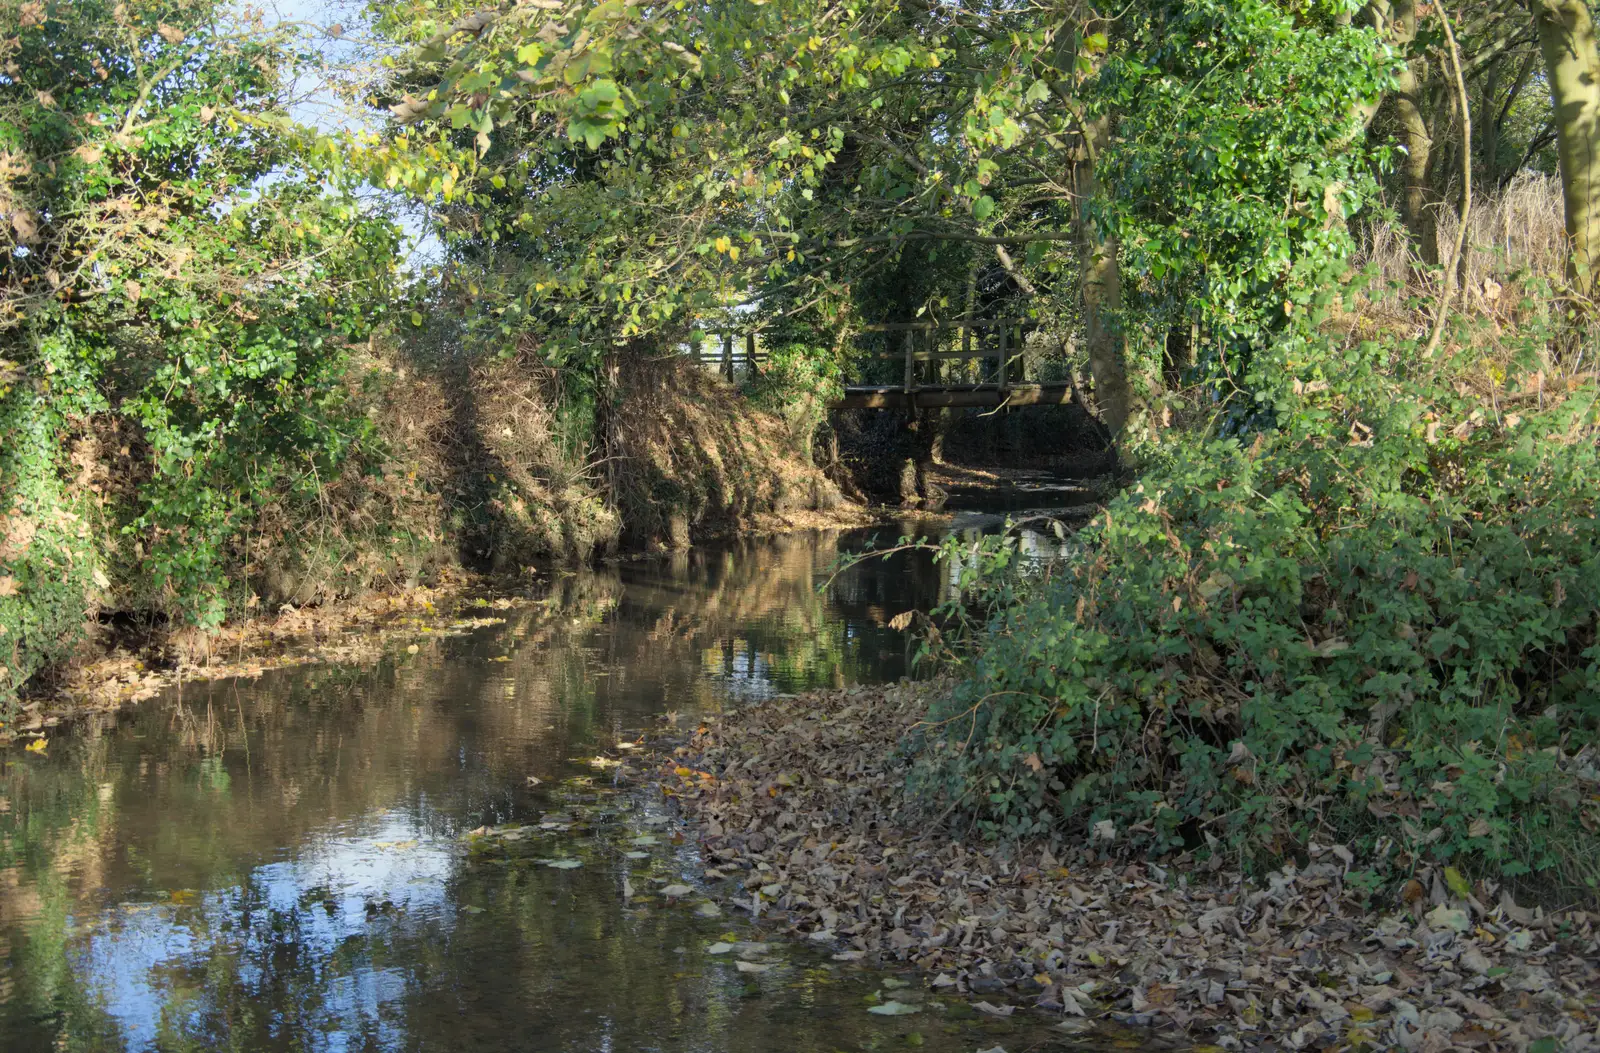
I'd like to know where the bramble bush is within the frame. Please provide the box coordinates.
[916,312,1600,891]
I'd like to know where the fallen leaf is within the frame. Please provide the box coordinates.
[866,1000,920,1016]
[972,1001,1015,1017]
[1425,904,1470,933]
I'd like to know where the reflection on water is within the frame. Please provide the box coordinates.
[0,522,1086,1053]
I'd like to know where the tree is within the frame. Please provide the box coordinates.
[1530,0,1600,297]
[1,0,400,705]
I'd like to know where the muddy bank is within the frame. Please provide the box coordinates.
[2,576,519,741]
[656,683,1600,1052]
[7,494,880,729]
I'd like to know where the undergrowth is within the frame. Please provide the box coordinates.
[914,299,1600,898]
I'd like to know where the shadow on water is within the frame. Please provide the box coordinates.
[0,522,1114,1053]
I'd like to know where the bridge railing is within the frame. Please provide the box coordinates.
[860,318,1033,391]
[688,331,765,381]
[682,318,1071,410]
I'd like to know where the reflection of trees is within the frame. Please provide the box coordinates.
[590,527,941,711]
[0,528,952,1052]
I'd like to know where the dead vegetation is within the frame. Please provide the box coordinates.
[610,353,855,548]
[661,683,1600,1052]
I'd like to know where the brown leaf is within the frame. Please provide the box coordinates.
[10,210,39,244]
[157,23,186,44]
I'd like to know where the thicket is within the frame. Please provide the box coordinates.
[922,305,1600,890]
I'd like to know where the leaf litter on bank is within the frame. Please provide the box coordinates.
[654,682,1600,1052]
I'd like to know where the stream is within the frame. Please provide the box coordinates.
[0,516,1108,1053]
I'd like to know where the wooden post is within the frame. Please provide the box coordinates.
[903,330,915,390]
[721,332,733,381]
[746,331,756,375]
[997,324,1009,390]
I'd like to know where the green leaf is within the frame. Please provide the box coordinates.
[972,195,995,221]
[1443,866,1472,900]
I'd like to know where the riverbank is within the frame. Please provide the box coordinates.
[3,496,882,733]
[657,682,1600,1052]
[1,575,516,741]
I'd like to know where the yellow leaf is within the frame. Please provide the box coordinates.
[26,738,48,753]
[1444,866,1472,900]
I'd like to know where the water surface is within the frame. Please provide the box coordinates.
[1,521,1097,1053]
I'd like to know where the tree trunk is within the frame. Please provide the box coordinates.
[1162,322,1194,390]
[1480,56,1501,192]
[1532,0,1600,297]
[1397,4,1441,265]
[1072,114,1135,440]
[1369,0,1440,265]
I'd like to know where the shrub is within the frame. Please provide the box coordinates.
[742,341,843,458]
[916,317,1600,893]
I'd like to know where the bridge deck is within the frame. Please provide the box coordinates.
[833,383,1073,410]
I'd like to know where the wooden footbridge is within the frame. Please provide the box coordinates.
[837,319,1073,411]
[696,318,1075,411]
